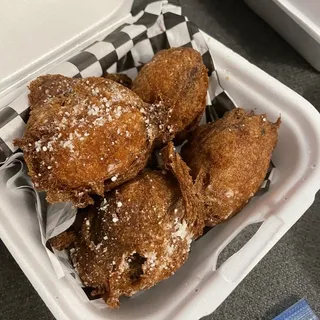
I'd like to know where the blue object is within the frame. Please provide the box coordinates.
[273,299,318,320]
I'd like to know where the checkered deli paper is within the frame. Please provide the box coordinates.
[0,0,275,285]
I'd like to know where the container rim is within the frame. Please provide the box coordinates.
[274,0,320,42]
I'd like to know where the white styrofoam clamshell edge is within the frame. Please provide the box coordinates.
[245,0,320,71]
[0,0,133,100]
[275,0,320,41]
[0,30,320,319]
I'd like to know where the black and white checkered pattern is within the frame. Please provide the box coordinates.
[0,0,274,191]
[0,92,28,159]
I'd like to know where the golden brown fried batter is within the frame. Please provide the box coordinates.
[16,75,156,207]
[161,141,205,238]
[71,168,201,308]
[132,47,208,144]
[182,108,280,226]
[49,230,76,251]
[103,73,132,89]
[28,74,75,109]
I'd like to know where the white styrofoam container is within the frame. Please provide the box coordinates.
[245,0,320,71]
[1,2,320,320]
[0,0,133,100]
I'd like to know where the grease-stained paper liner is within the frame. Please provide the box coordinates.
[0,0,275,300]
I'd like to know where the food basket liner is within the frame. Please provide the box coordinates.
[0,0,275,299]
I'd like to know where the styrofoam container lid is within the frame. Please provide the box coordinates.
[0,0,132,99]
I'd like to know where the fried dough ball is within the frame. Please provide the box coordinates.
[182,108,280,226]
[132,47,208,144]
[71,148,204,308]
[72,172,193,307]
[16,75,156,207]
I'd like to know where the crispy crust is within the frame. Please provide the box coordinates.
[161,142,205,238]
[182,108,280,226]
[28,74,75,109]
[49,231,76,251]
[16,75,156,207]
[71,143,205,308]
[72,170,195,308]
[132,47,208,144]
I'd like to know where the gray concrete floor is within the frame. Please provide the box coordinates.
[1,0,320,319]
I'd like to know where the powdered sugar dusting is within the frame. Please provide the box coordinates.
[116,201,123,208]
[112,214,119,223]
[173,219,189,240]
[225,189,234,198]
[145,252,157,269]
[32,77,147,161]
[100,198,109,211]
[111,175,118,182]
[87,104,100,116]
[61,139,74,152]
[166,244,175,256]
